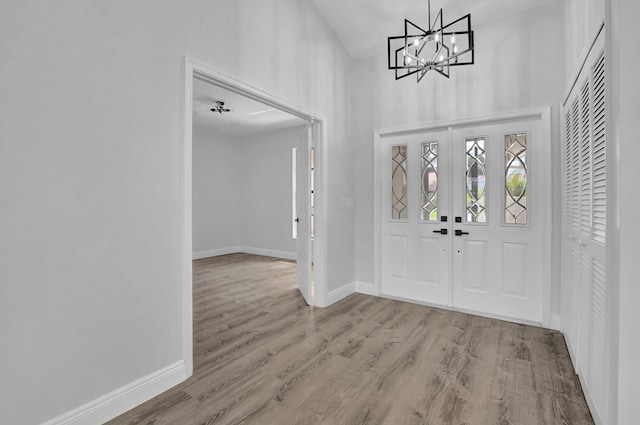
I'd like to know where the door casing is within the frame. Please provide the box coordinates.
[182,57,328,376]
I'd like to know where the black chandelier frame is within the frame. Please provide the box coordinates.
[387,2,475,82]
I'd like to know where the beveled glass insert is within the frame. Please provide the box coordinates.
[420,142,439,221]
[505,133,527,224]
[466,138,487,223]
[391,145,408,220]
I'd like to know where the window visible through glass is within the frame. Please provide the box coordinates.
[505,133,527,224]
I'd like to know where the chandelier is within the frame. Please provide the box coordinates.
[387,0,474,82]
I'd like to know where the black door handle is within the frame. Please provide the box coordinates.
[455,229,469,236]
[433,228,448,235]
[294,218,300,223]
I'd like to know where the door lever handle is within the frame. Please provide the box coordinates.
[455,229,469,236]
[433,228,448,235]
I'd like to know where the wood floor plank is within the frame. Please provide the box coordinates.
[107,253,595,425]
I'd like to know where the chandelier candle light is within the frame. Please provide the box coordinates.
[387,0,474,82]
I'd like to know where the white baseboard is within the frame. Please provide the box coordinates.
[326,281,355,305]
[193,246,296,261]
[322,281,377,307]
[355,281,378,296]
[377,292,544,328]
[549,314,562,331]
[40,361,187,425]
[237,246,297,261]
[193,246,242,260]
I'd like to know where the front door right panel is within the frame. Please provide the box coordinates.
[451,118,543,322]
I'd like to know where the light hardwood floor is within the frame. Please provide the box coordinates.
[107,253,594,425]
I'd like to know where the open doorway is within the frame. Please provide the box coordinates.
[181,58,327,375]
[191,78,308,264]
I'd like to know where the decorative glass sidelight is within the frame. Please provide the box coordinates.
[391,145,408,220]
[465,137,487,223]
[420,142,439,221]
[505,133,528,224]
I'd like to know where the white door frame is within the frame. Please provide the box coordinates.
[181,57,328,376]
[373,107,553,328]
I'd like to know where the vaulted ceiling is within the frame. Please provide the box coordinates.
[310,0,560,59]
[194,0,561,137]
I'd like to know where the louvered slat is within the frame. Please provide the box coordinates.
[578,252,592,381]
[571,98,581,230]
[592,52,606,244]
[580,81,591,234]
[565,111,573,226]
[571,241,581,351]
[564,240,579,354]
[590,260,607,416]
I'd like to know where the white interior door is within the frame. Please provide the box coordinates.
[295,125,312,304]
[380,115,546,323]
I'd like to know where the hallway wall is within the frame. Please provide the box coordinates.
[610,1,640,424]
[0,1,354,424]
[238,126,306,258]
[193,125,241,255]
[193,125,305,259]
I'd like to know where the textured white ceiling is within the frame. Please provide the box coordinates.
[311,0,560,60]
[192,78,307,138]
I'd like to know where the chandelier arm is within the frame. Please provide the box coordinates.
[396,68,421,80]
[405,19,429,36]
[429,8,443,34]
[417,69,428,83]
[416,40,427,56]
[388,35,427,70]
[437,47,472,65]
[441,13,471,30]
[435,69,450,79]
[430,48,440,64]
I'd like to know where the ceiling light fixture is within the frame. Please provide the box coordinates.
[211,101,230,114]
[387,0,474,82]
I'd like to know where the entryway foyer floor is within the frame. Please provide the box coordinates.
[107,253,594,425]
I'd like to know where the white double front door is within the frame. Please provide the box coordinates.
[380,114,547,323]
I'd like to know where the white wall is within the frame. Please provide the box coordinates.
[609,1,640,424]
[564,0,605,78]
[0,1,354,424]
[238,126,306,257]
[192,124,304,259]
[352,1,566,316]
[193,126,241,255]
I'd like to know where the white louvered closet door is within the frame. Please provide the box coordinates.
[562,31,608,424]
